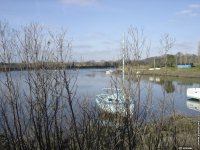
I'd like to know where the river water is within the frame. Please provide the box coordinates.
[75,68,200,117]
[0,68,200,117]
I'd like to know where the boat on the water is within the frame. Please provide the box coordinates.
[95,33,134,114]
[186,88,200,100]
[105,69,113,75]
[96,88,134,114]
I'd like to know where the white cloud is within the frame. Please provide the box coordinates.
[177,3,200,17]
[178,9,192,15]
[175,41,193,51]
[188,4,200,9]
[61,0,97,6]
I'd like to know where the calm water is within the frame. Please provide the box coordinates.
[75,68,200,117]
[0,68,200,117]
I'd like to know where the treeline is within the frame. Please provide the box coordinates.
[0,61,118,72]
[142,52,199,68]
[78,52,199,69]
[0,52,199,72]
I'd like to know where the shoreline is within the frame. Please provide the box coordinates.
[140,72,200,78]
[133,67,200,78]
[1,64,200,79]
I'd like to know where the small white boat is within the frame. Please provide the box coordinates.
[186,99,200,112]
[105,70,113,75]
[187,88,200,100]
[96,88,134,114]
[149,76,160,82]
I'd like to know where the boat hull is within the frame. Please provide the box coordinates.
[187,88,200,100]
[96,92,134,115]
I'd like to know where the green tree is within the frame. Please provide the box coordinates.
[166,54,175,67]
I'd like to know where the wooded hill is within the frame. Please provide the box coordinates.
[141,52,199,67]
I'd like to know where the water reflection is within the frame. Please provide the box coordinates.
[0,69,200,117]
[161,80,175,93]
[77,71,200,116]
[85,72,95,77]
[149,76,160,82]
[186,99,200,112]
[148,76,175,93]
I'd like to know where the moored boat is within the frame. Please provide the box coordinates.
[187,88,200,100]
[96,32,134,114]
[96,88,134,114]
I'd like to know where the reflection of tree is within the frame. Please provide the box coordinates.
[160,80,175,93]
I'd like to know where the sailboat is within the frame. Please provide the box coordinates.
[95,33,134,114]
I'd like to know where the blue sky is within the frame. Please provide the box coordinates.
[1,0,200,61]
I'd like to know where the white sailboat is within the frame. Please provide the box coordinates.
[187,88,200,100]
[95,33,134,114]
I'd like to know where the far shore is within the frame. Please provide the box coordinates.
[1,63,200,79]
[140,70,200,78]
[123,66,200,78]
[0,62,115,72]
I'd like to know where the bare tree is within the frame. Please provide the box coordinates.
[198,41,200,64]
[160,33,175,68]
[0,21,78,149]
[0,21,198,149]
[126,26,150,71]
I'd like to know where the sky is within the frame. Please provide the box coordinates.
[1,0,200,61]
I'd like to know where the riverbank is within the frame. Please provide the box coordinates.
[141,115,199,149]
[1,62,200,79]
[0,114,198,149]
[130,67,200,78]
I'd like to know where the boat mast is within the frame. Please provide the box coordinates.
[122,32,125,85]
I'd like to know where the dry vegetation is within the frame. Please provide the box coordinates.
[0,21,199,150]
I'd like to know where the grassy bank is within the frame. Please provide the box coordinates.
[126,66,200,78]
[140,115,199,149]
